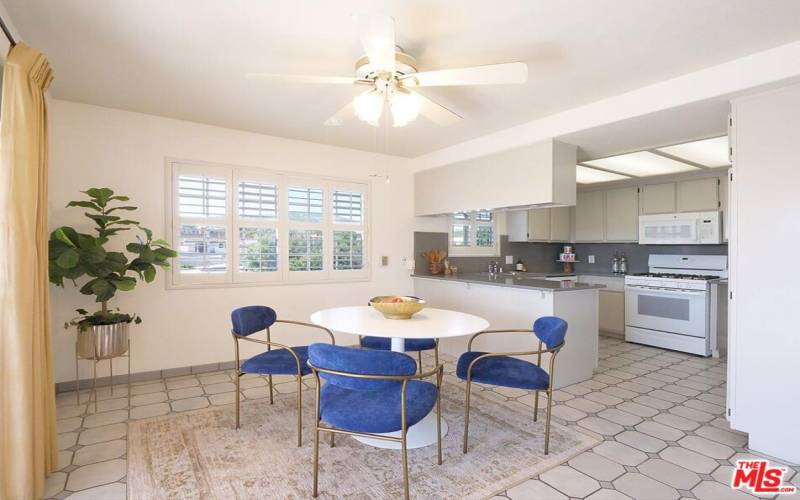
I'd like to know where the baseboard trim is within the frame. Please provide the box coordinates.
[55,359,239,394]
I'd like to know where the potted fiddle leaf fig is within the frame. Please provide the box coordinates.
[49,188,177,359]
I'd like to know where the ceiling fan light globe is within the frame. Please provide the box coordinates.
[354,91,384,126]
[391,89,421,127]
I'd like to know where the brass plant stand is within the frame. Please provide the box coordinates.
[74,336,131,414]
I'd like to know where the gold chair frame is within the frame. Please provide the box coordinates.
[232,320,335,447]
[462,329,565,455]
[308,360,445,500]
[358,336,440,374]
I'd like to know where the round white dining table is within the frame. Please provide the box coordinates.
[310,305,490,449]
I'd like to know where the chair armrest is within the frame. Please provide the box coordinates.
[274,319,336,344]
[232,333,304,371]
[467,329,534,351]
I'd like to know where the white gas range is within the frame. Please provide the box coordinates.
[624,254,727,356]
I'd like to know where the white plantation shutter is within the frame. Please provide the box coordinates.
[288,187,324,222]
[179,175,226,217]
[238,181,277,219]
[332,191,363,223]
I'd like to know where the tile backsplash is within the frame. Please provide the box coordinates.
[413,231,728,275]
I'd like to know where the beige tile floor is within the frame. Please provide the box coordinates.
[48,336,798,499]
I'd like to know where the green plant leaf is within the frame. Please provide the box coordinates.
[80,244,107,264]
[108,195,130,202]
[52,227,78,247]
[56,248,80,269]
[105,206,137,213]
[76,308,88,315]
[83,188,114,206]
[126,242,145,253]
[62,263,86,280]
[151,239,171,247]
[107,219,138,226]
[143,264,156,283]
[110,276,136,291]
[139,227,153,241]
[67,200,102,211]
[90,278,115,302]
[154,247,178,258]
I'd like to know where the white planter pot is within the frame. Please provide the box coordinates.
[77,322,129,360]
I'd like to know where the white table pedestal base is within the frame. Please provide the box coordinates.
[352,411,449,449]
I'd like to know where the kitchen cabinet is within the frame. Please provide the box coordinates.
[604,187,639,241]
[640,182,677,214]
[575,191,605,241]
[678,177,719,212]
[507,208,562,242]
[528,208,551,241]
[599,290,625,335]
[550,206,572,242]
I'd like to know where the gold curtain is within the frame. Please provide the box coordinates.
[0,42,56,500]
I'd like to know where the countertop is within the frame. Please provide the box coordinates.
[411,272,606,292]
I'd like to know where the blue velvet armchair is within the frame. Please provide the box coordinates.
[230,305,335,446]
[307,343,444,500]
[457,316,567,455]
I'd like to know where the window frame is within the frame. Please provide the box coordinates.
[165,159,370,288]
[448,211,500,257]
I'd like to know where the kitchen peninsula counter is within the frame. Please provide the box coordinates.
[412,272,601,388]
[411,272,606,292]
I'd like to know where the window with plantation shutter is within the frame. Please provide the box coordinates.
[168,160,369,287]
[448,210,498,257]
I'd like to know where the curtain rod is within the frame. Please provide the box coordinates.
[0,15,16,47]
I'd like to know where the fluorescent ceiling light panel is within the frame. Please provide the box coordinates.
[656,136,730,167]
[583,151,698,177]
[575,165,631,184]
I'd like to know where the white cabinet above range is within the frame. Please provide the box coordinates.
[572,171,728,243]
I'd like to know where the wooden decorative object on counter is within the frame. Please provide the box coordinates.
[422,250,447,275]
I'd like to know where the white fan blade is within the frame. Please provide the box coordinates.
[400,62,528,87]
[357,14,396,74]
[247,73,356,85]
[415,91,462,126]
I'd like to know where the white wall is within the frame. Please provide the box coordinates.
[48,100,421,383]
[728,83,800,463]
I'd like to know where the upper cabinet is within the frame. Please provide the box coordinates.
[528,208,551,241]
[604,187,639,241]
[640,182,676,214]
[550,206,572,242]
[508,207,570,242]
[677,177,720,212]
[575,191,605,241]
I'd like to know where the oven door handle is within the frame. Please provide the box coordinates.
[625,285,707,295]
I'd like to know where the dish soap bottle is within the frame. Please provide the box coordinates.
[619,253,628,274]
[611,254,620,274]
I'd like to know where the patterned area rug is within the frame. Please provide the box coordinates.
[128,382,600,499]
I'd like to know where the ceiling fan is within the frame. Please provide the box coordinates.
[247,14,528,128]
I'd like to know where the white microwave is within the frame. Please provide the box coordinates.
[639,211,722,245]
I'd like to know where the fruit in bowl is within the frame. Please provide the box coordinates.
[369,296,426,320]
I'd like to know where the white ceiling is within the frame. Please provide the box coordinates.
[6,0,800,157]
